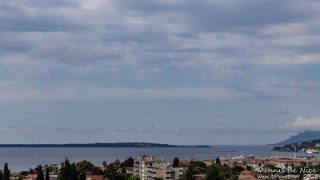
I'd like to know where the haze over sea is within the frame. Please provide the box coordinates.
[0,146,314,171]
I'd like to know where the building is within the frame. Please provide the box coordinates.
[85,175,105,180]
[23,174,58,180]
[23,174,37,180]
[238,170,258,180]
[133,155,183,180]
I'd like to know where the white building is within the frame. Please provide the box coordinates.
[133,155,183,180]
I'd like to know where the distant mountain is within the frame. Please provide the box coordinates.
[0,142,211,148]
[273,139,320,152]
[272,131,320,146]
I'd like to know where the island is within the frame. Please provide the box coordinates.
[0,142,211,148]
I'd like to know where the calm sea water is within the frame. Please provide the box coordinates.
[0,146,316,171]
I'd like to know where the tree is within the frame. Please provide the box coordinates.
[45,167,50,180]
[76,160,94,174]
[215,158,221,165]
[36,165,44,180]
[206,166,220,180]
[3,163,10,180]
[92,167,104,175]
[190,161,207,175]
[0,170,3,180]
[102,161,107,168]
[71,163,78,180]
[114,159,121,167]
[173,157,179,168]
[128,176,140,180]
[60,159,72,180]
[29,168,35,174]
[183,163,195,180]
[245,166,252,171]
[79,173,86,180]
[105,163,121,180]
[123,157,134,167]
[231,166,244,175]
[184,168,193,180]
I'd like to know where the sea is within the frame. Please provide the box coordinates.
[0,146,317,171]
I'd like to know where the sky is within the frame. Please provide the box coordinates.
[0,0,320,145]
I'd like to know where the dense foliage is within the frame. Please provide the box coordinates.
[180,160,239,180]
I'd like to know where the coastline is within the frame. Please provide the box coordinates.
[0,145,316,171]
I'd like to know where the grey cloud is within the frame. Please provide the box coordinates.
[111,125,297,137]
[117,0,311,33]
[55,127,105,133]
[276,110,291,115]
[0,2,83,32]
[31,42,125,63]
[0,0,319,101]
[2,0,319,68]
[281,45,320,54]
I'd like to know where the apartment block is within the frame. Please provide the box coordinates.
[133,155,183,180]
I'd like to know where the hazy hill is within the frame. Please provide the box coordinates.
[273,139,320,152]
[0,142,210,148]
[272,131,320,146]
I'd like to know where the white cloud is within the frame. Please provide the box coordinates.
[0,126,30,134]
[286,116,320,130]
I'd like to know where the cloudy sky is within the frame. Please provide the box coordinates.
[1,0,320,145]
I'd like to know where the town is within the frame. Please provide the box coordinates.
[1,155,320,180]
